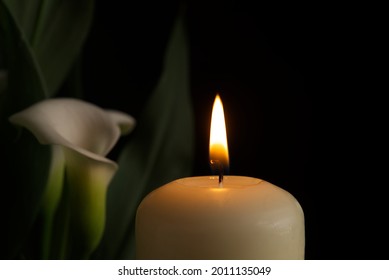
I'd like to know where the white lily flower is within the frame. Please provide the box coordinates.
[9,98,135,259]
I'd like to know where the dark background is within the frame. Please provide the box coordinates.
[82,0,386,260]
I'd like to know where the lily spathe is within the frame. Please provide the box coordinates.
[9,98,135,259]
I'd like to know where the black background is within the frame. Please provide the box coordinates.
[82,0,387,260]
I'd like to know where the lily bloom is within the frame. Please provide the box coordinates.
[9,98,135,258]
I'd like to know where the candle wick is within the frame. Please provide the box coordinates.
[210,159,224,187]
[219,168,223,186]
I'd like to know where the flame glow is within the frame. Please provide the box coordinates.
[209,94,229,168]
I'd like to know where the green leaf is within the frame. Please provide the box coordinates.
[93,12,194,259]
[0,2,47,108]
[2,0,94,96]
[0,3,52,259]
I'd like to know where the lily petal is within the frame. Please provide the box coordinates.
[63,146,117,258]
[9,98,135,156]
[106,109,136,135]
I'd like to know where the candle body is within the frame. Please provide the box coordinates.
[136,176,304,259]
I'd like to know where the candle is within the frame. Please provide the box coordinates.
[135,94,305,259]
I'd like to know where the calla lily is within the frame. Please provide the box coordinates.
[9,98,135,259]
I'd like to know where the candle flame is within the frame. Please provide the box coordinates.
[209,94,229,169]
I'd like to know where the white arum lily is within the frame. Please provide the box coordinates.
[9,98,135,259]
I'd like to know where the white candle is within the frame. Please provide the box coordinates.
[136,175,304,259]
[135,94,305,259]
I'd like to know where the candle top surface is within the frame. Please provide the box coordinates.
[174,175,263,189]
[143,175,301,216]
